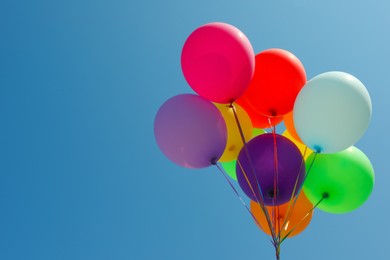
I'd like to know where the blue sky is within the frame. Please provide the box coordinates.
[1,0,389,259]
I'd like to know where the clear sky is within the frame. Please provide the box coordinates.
[1,0,389,259]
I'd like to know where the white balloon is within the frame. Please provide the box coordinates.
[293,71,372,153]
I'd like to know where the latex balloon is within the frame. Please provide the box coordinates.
[236,133,305,205]
[154,94,227,168]
[282,131,313,160]
[252,128,266,137]
[181,22,255,103]
[238,49,306,117]
[294,71,372,153]
[284,111,303,143]
[221,160,237,181]
[251,191,314,238]
[303,146,374,214]
[215,103,253,162]
[236,98,283,128]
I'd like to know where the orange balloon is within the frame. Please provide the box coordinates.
[284,111,303,143]
[236,99,283,128]
[250,191,314,238]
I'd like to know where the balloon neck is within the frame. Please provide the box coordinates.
[322,192,330,199]
[313,145,323,153]
[211,159,218,165]
[268,109,277,117]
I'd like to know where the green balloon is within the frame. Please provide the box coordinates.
[303,146,374,214]
[252,128,266,137]
[221,160,237,181]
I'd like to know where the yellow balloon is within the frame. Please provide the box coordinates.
[282,130,313,160]
[215,103,253,162]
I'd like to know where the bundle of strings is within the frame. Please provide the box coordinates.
[214,104,325,260]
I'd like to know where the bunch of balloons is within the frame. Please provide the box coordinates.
[154,22,374,259]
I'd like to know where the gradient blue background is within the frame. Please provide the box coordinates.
[1,0,388,259]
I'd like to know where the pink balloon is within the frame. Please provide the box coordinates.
[181,22,255,104]
[154,94,227,169]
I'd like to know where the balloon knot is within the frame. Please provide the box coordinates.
[268,109,277,117]
[322,192,330,199]
[210,159,217,165]
[313,145,323,153]
[268,189,278,198]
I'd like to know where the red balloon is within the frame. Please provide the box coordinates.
[240,49,306,117]
[236,99,283,128]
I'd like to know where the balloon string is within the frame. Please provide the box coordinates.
[277,206,281,242]
[275,243,281,260]
[280,152,318,239]
[267,116,289,252]
[274,125,279,238]
[229,105,268,204]
[236,159,258,201]
[300,152,318,191]
[229,103,265,203]
[229,103,278,243]
[268,117,280,240]
[280,146,309,233]
[280,192,328,244]
[213,162,275,245]
[267,117,283,250]
[280,151,318,235]
[236,159,278,245]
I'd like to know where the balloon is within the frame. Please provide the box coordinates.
[252,128,266,137]
[282,131,313,160]
[236,133,305,205]
[283,111,303,144]
[238,49,306,117]
[251,191,314,238]
[303,146,374,214]
[293,71,372,153]
[221,160,237,181]
[154,94,227,168]
[236,98,283,128]
[215,103,253,162]
[181,22,255,103]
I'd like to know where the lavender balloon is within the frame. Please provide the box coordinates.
[236,133,305,205]
[154,94,227,169]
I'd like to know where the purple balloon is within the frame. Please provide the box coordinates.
[154,94,227,169]
[236,133,305,205]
